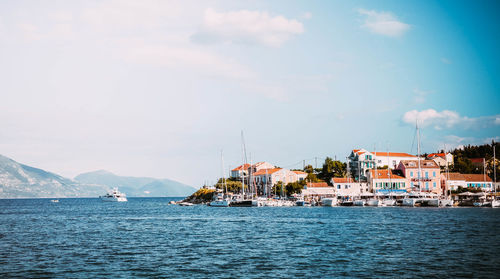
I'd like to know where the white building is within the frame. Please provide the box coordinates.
[331,177,367,196]
[301,182,336,199]
[427,152,454,167]
[443,173,493,192]
[231,161,275,179]
[348,149,418,181]
[253,168,300,186]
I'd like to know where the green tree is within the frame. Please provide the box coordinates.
[214,178,243,193]
[318,157,347,184]
[285,180,306,195]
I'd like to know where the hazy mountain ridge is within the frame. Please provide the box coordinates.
[0,155,107,198]
[0,155,195,198]
[75,170,196,197]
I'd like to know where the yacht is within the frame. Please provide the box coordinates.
[100,188,127,202]
[210,193,231,207]
[321,198,337,207]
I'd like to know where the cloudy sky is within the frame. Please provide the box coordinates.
[1,0,499,186]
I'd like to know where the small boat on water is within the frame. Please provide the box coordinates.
[100,188,127,202]
[353,200,365,206]
[178,202,194,206]
[321,198,337,207]
[365,199,379,207]
[210,193,231,207]
[50,199,59,203]
[296,200,311,206]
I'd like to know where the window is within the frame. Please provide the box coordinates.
[426,182,429,189]
[337,185,341,189]
[425,172,428,178]
[345,185,348,189]
[410,171,413,177]
[433,182,436,188]
[433,171,436,177]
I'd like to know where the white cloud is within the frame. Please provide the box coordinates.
[191,8,304,47]
[403,109,500,130]
[358,9,410,37]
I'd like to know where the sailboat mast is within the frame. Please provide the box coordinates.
[416,121,422,191]
[241,131,245,196]
[221,150,227,194]
[494,143,496,193]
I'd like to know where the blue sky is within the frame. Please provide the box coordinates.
[0,0,498,186]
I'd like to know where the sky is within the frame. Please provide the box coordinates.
[0,0,499,186]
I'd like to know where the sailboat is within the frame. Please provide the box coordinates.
[230,131,255,207]
[210,150,231,207]
[402,121,439,207]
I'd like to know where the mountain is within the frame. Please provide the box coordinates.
[0,155,107,198]
[74,170,196,197]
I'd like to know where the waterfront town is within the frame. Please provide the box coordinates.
[188,144,500,207]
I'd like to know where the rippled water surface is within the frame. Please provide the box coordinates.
[1,198,499,278]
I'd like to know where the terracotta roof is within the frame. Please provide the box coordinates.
[292,170,307,175]
[369,169,405,179]
[253,168,282,176]
[446,172,465,181]
[353,149,360,153]
[427,153,446,158]
[371,152,417,157]
[332,177,354,183]
[307,182,330,188]
[232,164,251,171]
[400,160,439,169]
[462,174,492,182]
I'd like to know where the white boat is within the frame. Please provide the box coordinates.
[50,199,59,203]
[210,193,231,207]
[492,199,500,208]
[178,202,194,206]
[402,197,417,207]
[353,200,365,206]
[382,199,396,206]
[365,199,379,207]
[321,198,337,207]
[100,188,127,202]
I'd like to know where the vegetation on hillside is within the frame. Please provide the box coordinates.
[444,141,500,179]
[183,188,215,204]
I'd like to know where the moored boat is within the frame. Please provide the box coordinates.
[100,188,127,202]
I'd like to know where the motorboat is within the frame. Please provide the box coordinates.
[365,199,379,207]
[296,200,311,206]
[100,188,127,202]
[50,199,59,203]
[321,198,337,207]
[178,202,194,206]
[492,199,500,208]
[353,200,365,206]
[209,193,230,207]
[382,199,397,206]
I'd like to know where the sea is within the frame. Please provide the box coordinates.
[0,197,499,278]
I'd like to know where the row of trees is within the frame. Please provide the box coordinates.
[447,141,500,179]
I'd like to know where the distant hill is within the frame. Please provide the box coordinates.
[74,170,196,197]
[0,154,107,198]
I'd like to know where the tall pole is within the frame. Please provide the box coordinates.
[241,131,245,196]
[417,121,422,192]
[494,143,496,193]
